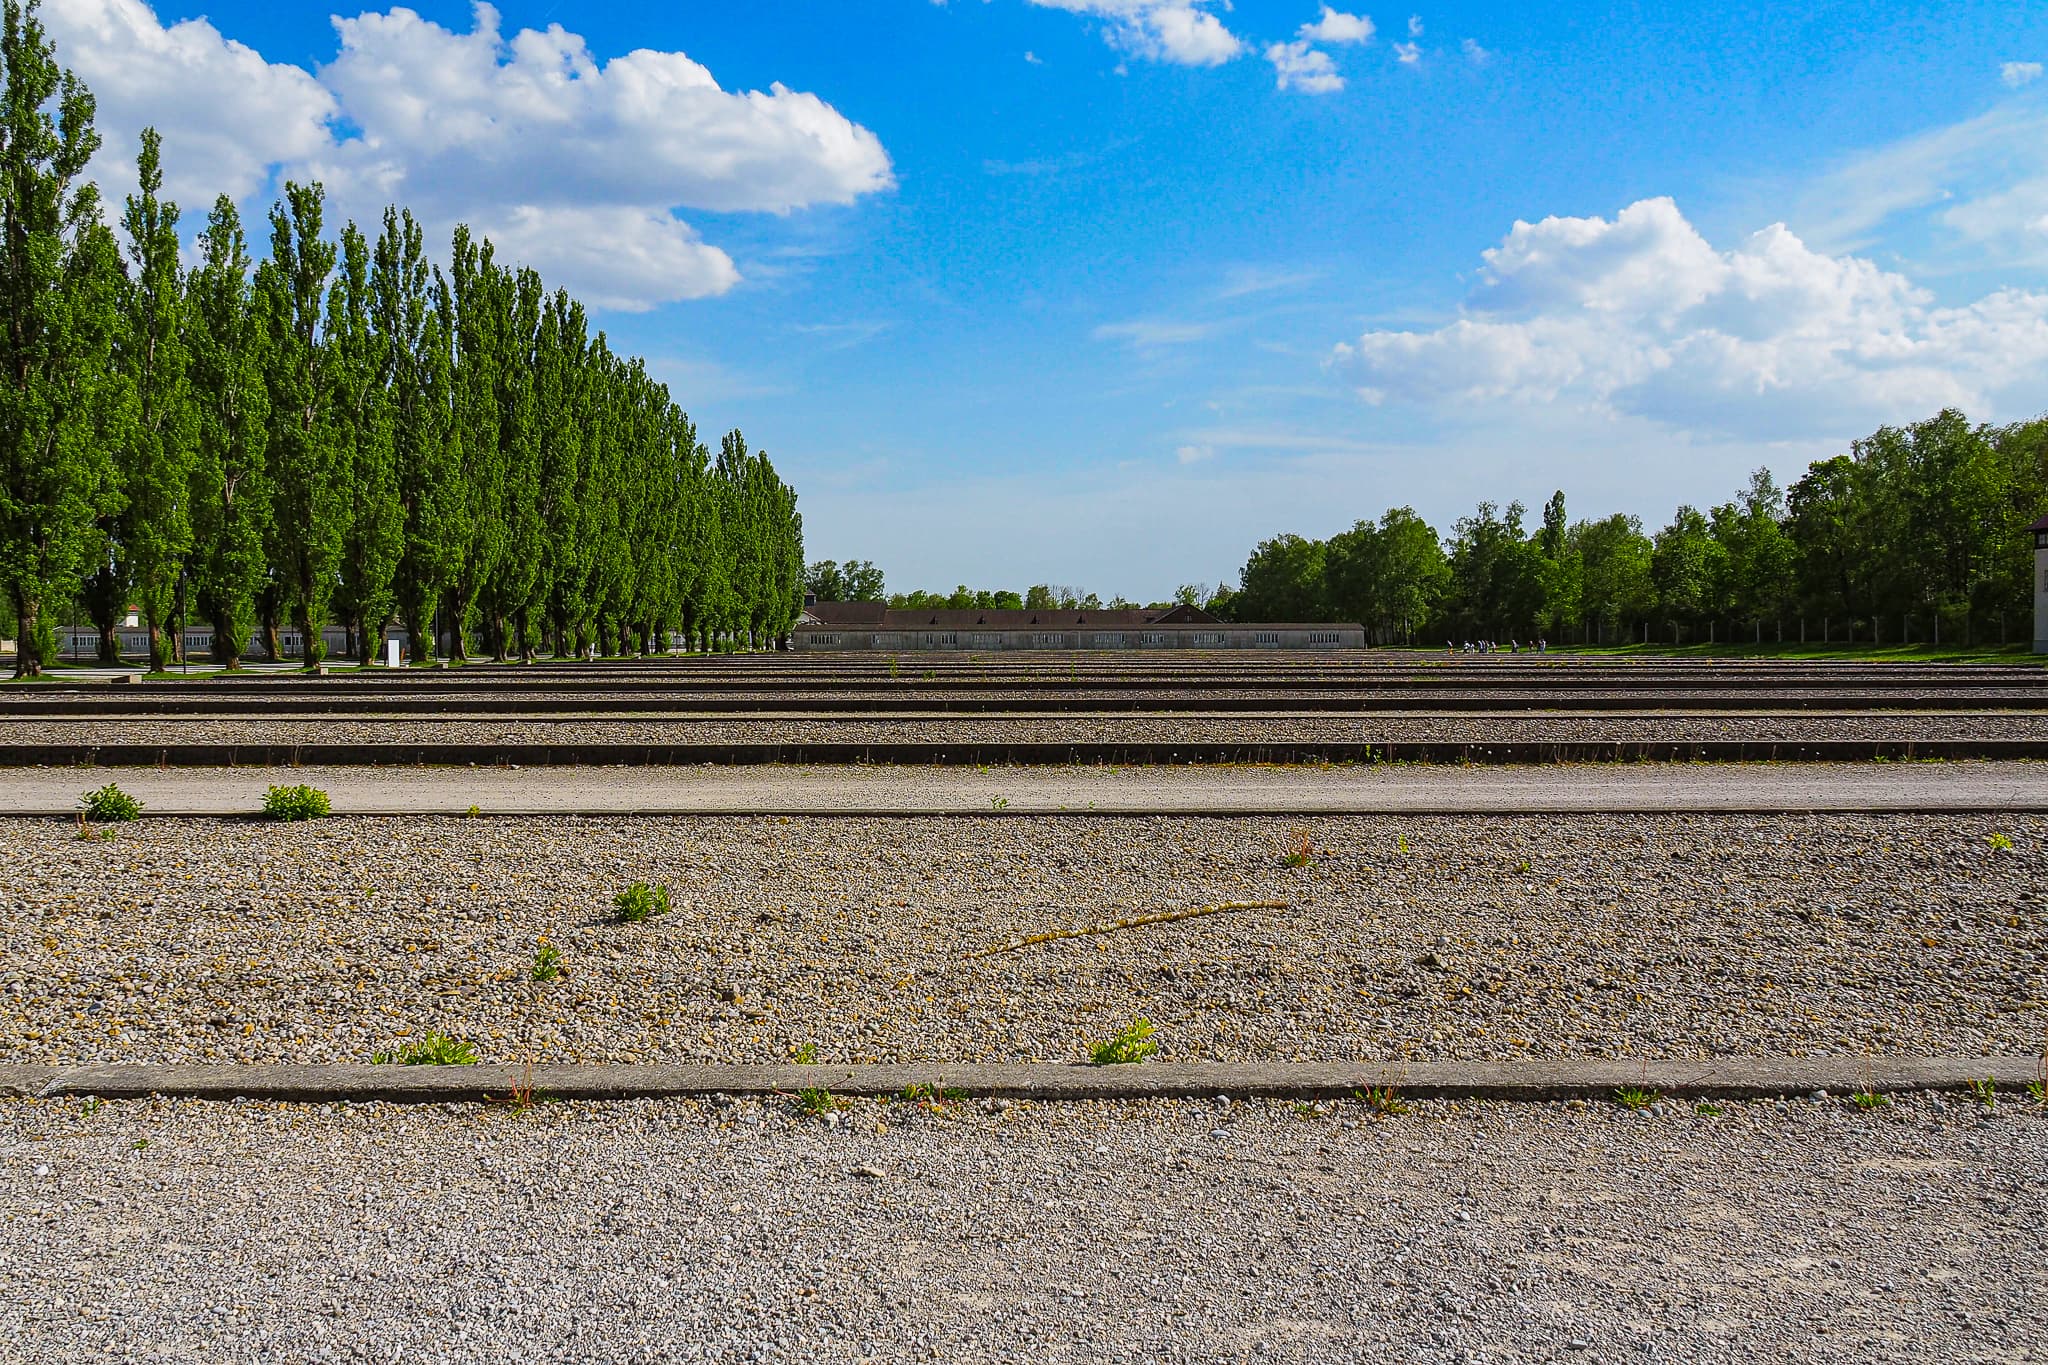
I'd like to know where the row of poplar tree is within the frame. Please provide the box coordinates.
[0,2,804,678]
[1229,408,2048,646]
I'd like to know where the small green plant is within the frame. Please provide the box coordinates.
[1966,1076,1997,1108]
[79,783,142,823]
[894,1082,967,1109]
[794,1086,846,1117]
[991,795,1009,811]
[465,804,482,819]
[372,1032,479,1066]
[1356,1086,1410,1116]
[1088,1017,1158,1066]
[1396,834,1409,854]
[1850,1089,1890,1111]
[1281,828,1314,869]
[1694,1101,1724,1117]
[1615,1086,1660,1112]
[1987,832,2013,852]
[612,881,671,923]
[131,1138,150,1151]
[261,784,330,821]
[791,1041,819,1064]
[530,939,563,982]
[1514,859,1531,874]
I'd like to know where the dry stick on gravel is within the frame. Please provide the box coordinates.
[966,900,1288,958]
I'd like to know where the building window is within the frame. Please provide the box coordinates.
[1035,633,1065,648]
[1193,632,1223,647]
[1309,631,1341,645]
[1252,631,1282,646]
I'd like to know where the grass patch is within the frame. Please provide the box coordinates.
[1693,1101,1725,1117]
[1987,832,2014,852]
[79,783,142,823]
[261,784,330,821]
[794,1086,846,1118]
[791,1041,818,1064]
[530,939,563,982]
[372,1032,479,1066]
[1966,1076,1998,1108]
[612,881,671,923]
[1850,1089,1890,1111]
[1614,1086,1660,1112]
[1088,1017,1159,1066]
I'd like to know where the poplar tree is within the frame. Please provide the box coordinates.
[255,181,341,664]
[0,0,119,678]
[115,127,196,671]
[446,226,504,659]
[327,220,400,663]
[378,208,458,662]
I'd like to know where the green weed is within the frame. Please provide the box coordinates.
[1281,829,1315,869]
[1966,1076,1998,1108]
[1987,832,2013,852]
[894,1082,967,1109]
[1088,1017,1159,1066]
[1694,1101,1724,1117]
[791,1041,819,1064]
[1615,1086,1660,1112]
[530,939,563,982]
[991,795,1009,811]
[261,784,331,821]
[794,1086,846,1118]
[372,1032,479,1066]
[79,783,142,823]
[612,881,671,923]
[1356,1086,1410,1116]
[1850,1089,1890,1111]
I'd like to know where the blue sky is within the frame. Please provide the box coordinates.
[48,0,2048,598]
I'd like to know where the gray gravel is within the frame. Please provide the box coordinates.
[3,812,2042,1067]
[1,1092,2040,1364]
[8,711,2048,746]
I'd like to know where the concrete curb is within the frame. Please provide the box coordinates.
[3,1057,2037,1105]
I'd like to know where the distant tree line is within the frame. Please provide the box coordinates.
[806,562,1186,614]
[1225,409,2047,647]
[0,1,803,677]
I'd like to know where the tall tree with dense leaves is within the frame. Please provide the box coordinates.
[479,265,543,660]
[1651,505,1725,637]
[327,219,400,664]
[1570,513,1654,644]
[0,0,119,677]
[1232,533,1327,623]
[254,181,341,664]
[378,209,460,662]
[185,195,269,667]
[446,226,507,660]
[113,127,197,672]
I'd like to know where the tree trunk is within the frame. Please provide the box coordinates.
[147,617,174,674]
[12,593,42,679]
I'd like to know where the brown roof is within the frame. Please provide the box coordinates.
[2032,513,2048,532]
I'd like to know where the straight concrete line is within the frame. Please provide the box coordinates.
[24,803,2048,819]
[4,1057,2037,1104]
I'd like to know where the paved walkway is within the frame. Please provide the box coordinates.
[3,760,2041,815]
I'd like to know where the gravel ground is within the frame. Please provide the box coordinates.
[3,813,2043,1067]
[2,1092,2041,1364]
[8,712,2048,746]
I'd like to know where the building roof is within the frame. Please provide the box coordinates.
[800,602,1220,630]
[2032,513,2048,532]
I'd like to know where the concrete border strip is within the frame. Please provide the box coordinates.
[4,1057,2036,1104]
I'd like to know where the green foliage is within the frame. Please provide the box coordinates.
[1693,1101,1724,1117]
[1966,1077,1997,1108]
[1356,1086,1410,1116]
[1281,829,1314,868]
[1089,1017,1159,1066]
[372,1032,479,1066]
[791,1041,818,1064]
[530,940,563,982]
[1614,1086,1660,1112]
[1987,832,2013,852]
[794,1086,845,1117]
[894,1082,966,1108]
[612,881,671,923]
[79,782,141,822]
[1850,1089,1890,1111]
[261,783,330,821]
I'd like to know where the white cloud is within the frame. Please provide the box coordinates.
[1266,40,1344,94]
[44,0,335,211]
[1394,41,1420,64]
[1299,6,1374,44]
[1462,38,1492,65]
[1407,14,1423,37]
[1094,318,1218,346]
[45,0,892,310]
[2002,60,2042,88]
[1029,0,1243,66]
[1175,443,1215,463]
[1332,196,2048,439]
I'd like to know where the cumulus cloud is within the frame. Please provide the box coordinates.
[2002,60,2042,88]
[1331,197,2048,438]
[1393,41,1420,64]
[1029,0,1243,66]
[1462,38,1492,65]
[1266,40,1343,94]
[1299,6,1374,44]
[44,0,892,310]
[43,0,335,210]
